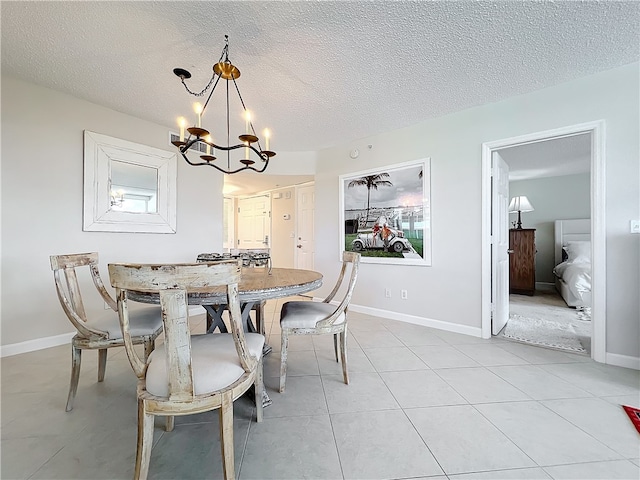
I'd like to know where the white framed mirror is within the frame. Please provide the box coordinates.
[83,131,177,233]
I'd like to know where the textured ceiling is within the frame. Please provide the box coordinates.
[2,1,638,193]
[499,133,592,182]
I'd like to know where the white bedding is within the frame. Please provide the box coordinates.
[553,261,591,304]
[553,221,591,308]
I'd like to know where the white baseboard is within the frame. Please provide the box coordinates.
[314,298,482,338]
[1,332,75,358]
[351,304,483,337]
[606,352,640,371]
[2,307,205,358]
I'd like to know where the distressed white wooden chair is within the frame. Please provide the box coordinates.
[109,260,264,480]
[50,252,162,412]
[279,251,360,392]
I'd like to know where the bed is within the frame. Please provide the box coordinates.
[553,219,591,308]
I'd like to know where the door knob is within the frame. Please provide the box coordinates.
[507,249,514,254]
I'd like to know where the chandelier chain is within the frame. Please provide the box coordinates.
[179,46,227,97]
[179,75,215,97]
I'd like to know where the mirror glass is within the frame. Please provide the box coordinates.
[110,160,158,213]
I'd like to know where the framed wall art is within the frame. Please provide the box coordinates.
[339,158,431,266]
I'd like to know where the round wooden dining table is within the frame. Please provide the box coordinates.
[125,266,323,333]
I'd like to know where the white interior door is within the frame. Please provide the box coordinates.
[237,195,271,249]
[296,184,315,269]
[492,152,510,335]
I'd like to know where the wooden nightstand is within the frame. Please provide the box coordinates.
[509,228,536,295]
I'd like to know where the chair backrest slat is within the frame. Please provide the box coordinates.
[160,289,195,401]
[323,251,360,304]
[341,251,360,309]
[226,282,257,372]
[50,252,110,338]
[90,263,117,311]
[64,267,87,322]
[316,252,360,328]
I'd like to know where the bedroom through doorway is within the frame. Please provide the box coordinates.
[481,121,606,362]
[498,137,592,355]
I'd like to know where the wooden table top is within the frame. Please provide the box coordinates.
[125,267,323,305]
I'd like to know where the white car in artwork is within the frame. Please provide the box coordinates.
[351,216,412,253]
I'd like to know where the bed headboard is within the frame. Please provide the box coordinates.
[554,219,591,266]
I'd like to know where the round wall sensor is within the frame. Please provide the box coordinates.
[349,149,359,159]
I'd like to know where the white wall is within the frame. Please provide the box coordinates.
[510,173,591,283]
[1,76,224,347]
[314,63,639,360]
[259,151,317,175]
[270,187,297,269]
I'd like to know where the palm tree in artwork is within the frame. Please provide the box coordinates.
[347,173,393,224]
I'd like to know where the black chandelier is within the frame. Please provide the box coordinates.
[171,35,275,174]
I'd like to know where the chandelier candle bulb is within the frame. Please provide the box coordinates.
[194,103,203,128]
[245,111,251,134]
[204,135,212,155]
[264,129,270,151]
[178,117,186,141]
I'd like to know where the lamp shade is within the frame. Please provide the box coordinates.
[508,196,534,213]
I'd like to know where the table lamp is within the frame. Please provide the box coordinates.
[508,196,534,229]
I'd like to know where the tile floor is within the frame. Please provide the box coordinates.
[2,297,639,479]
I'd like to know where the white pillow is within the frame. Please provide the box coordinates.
[564,241,591,264]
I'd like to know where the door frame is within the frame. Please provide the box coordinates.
[481,120,606,363]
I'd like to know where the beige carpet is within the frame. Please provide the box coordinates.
[501,288,591,355]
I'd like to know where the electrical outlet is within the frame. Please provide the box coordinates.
[631,220,640,234]
[385,288,392,298]
[401,289,408,300]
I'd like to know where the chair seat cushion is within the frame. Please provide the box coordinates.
[145,333,265,397]
[280,301,345,329]
[85,306,162,340]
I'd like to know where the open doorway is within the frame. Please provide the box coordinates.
[481,121,606,363]
[499,135,592,355]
